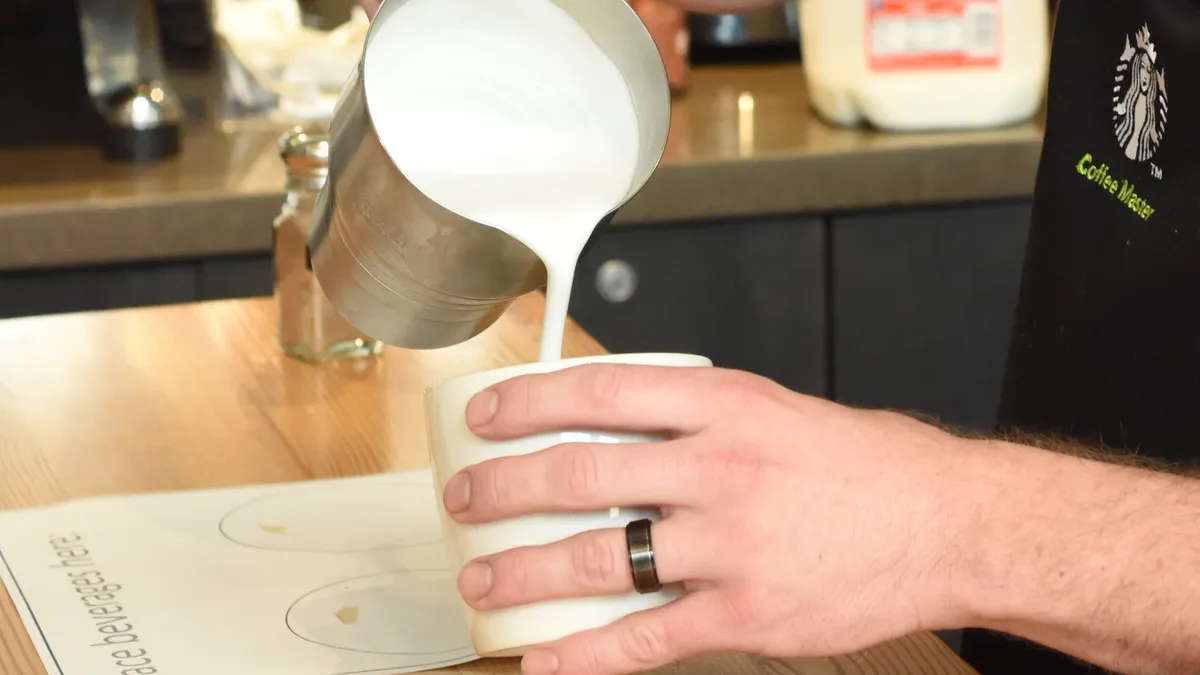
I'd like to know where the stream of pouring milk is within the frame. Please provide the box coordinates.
[365,0,641,361]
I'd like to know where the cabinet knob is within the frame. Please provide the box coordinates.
[596,259,638,304]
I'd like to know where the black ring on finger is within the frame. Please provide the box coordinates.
[625,518,662,594]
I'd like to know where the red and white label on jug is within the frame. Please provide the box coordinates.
[866,0,1002,71]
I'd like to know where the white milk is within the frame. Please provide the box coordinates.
[365,0,641,361]
[799,0,1049,131]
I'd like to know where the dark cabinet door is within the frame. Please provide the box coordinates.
[831,200,1033,432]
[0,253,275,320]
[569,216,828,398]
[197,254,273,301]
[0,261,200,319]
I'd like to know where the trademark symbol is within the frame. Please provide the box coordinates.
[1150,163,1163,179]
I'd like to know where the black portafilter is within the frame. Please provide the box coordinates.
[96,80,184,164]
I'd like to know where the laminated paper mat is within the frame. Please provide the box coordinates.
[0,470,479,675]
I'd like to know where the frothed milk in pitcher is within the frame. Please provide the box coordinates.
[365,0,643,361]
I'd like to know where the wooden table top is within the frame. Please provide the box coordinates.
[0,293,976,675]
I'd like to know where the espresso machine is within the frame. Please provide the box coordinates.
[688,4,800,64]
[0,0,212,162]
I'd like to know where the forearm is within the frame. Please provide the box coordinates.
[951,439,1200,674]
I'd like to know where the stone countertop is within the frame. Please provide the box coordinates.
[0,63,1044,272]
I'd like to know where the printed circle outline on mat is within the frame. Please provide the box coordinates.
[286,569,475,659]
[219,479,443,553]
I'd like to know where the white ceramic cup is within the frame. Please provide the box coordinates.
[424,352,713,657]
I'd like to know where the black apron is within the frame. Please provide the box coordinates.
[961,0,1200,672]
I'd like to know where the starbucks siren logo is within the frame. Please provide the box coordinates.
[1113,24,1167,162]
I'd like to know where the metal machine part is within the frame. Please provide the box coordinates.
[97,80,185,160]
[688,4,800,63]
[596,260,639,304]
[76,0,184,162]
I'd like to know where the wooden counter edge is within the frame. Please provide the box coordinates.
[0,296,977,675]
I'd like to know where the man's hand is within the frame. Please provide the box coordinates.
[443,364,973,675]
[444,363,1200,675]
[355,0,788,20]
[356,0,381,19]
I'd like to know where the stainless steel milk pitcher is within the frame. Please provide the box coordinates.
[310,0,672,350]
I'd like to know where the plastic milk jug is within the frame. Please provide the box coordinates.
[798,0,1050,131]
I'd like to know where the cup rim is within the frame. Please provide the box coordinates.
[425,352,712,396]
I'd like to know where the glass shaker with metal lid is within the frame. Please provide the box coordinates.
[275,126,385,363]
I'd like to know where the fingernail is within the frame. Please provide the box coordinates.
[466,388,499,427]
[443,472,472,513]
[459,561,493,601]
[522,649,559,675]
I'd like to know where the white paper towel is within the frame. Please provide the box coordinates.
[214,0,369,121]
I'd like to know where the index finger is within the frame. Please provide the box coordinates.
[466,363,729,440]
[357,0,381,18]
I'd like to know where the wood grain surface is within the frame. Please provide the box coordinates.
[0,294,976,675]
